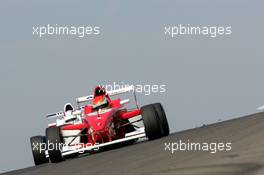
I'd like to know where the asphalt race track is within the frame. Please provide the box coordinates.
[3,112,264,175]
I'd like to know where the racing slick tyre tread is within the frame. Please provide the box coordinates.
[141,104,163,140]
[153,103,170,136]
[30,136,49,165]
[46,127,64,163]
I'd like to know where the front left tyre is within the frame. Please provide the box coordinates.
[153,103,170,136]
[141,103,170,140]
[30,136,49,165]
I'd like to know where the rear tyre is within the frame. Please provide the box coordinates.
[30,136,49,165]
[46,127,64,163]
[153,103,170,136]
[141,104,163,140]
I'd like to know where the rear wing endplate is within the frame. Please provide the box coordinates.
[76,86,134,103]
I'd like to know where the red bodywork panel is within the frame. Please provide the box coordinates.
[120,109,141,120]
[61,94,141,145]
[62,121,88,130]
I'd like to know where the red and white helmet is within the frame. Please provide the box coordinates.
[92,86,109,109]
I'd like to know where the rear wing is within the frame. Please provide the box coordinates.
[46,111,64,119]
[47,86,136,118]
[76,86,134,103]
[46,110,81,119]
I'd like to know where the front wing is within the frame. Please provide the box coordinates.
[45,127,145,158]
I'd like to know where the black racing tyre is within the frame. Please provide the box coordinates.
[153,103,170,136]
[46,127,64,163]
[30,136,49,165]
[141,104,163,140]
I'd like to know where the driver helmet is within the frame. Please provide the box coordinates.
[92,86,109,109]
[92,95,109,109]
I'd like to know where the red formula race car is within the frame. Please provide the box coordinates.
[30,86,170,165]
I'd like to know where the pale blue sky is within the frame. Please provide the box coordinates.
[0,0,263,173]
